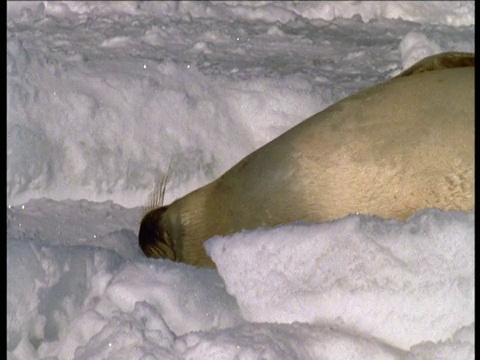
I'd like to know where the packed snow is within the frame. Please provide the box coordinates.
[7,2,475,359]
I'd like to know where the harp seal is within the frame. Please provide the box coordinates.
[139,52,474,267]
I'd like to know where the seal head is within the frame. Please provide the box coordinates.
[138,206,176,260]
[397,51,474,77]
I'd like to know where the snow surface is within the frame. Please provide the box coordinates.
[7,2,475,359]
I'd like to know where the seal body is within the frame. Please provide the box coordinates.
[139,52,474,267]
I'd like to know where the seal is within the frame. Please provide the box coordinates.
[139,52,474,267]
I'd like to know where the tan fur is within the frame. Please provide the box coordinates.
[139,52,474,268]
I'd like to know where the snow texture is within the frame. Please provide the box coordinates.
[7,2,474,359]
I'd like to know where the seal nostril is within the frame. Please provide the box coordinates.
[138,206,174,259]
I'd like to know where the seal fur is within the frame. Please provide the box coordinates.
[139,52,474,267]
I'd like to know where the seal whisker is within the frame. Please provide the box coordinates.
[143,160,173,216]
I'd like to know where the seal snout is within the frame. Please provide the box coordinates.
[138,206,176,260]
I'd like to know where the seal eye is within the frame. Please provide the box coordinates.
[138,207,176,260]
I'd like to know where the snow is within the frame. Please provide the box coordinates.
[7,2,474,359]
